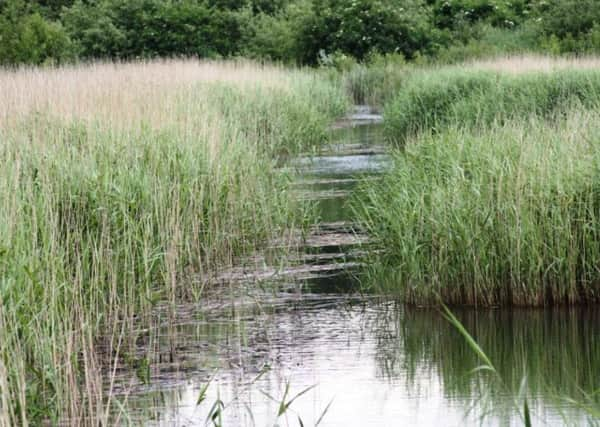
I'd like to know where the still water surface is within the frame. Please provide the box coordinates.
[118,298,598,426]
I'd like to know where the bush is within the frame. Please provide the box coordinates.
[536,0,600,40]
[61,1,125,59]
[242,0,312,62]
[432,0,534,30]
[434,23,541,63]
[529,0,600,55]
[0,11,73,65]
[295,0,439,64]
[62,0,247,60]
[3,0,600,73]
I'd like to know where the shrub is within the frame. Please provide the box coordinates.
[0,10,73,65]
[61,1,125,59]
[535,0,600,40]
[295,0,438,64]
[62,0,247,60]
[434,23,541,63]
[242,0,313,63]
[432,0,534,30]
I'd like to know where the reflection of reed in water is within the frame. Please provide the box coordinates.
[374,307,600,415]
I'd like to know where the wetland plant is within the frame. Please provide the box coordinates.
[355,108,600,306]
[384,58,600,145]
[0,59,347,425]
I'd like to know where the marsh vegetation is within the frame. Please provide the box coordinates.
[354,57,600,306]
[0,59,346,425]
[3,54,600,425]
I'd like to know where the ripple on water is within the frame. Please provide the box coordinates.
[101,111,597,427]
[107,297,597,427]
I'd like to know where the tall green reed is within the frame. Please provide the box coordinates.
[384,67,600,144]
[0,61,347,425]
[354,109,600,306]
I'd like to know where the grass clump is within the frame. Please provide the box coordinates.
[0,59,347,425]
[354,109,600,306]
[384,60,600,144]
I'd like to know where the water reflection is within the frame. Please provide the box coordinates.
[112,298,598,426]
[293,121,390,223]
[106,114,598,426]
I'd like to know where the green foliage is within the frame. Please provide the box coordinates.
[353,57,600,308]
[355,106,600,306]
[531,0,600,55]
[434,23,540,63]
[61,1,125,59]
[0,0,599,65]
[432,0,534,30]
[62,0,246,59]
[0,1,73,65]
[251,0,291,14]
[29,0,76,19]
[296,0,439,63]
[535,0,600,40]
[242,1,311,62]
[384,68,600,143]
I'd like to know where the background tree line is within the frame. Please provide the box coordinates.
[1,0,599,66]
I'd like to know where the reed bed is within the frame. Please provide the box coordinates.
[384,65,600,144]
[355,108,600,306]
[469,55,600,74]
[0,59,347,425]
[335,55,600,112]
[337,57,411,107]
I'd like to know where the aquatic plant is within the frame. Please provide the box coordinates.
[355,108,600,306]
[384,58,600,144]
[0,59,347,425]
[336,53,412,107]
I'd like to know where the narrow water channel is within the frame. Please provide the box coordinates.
[109,108,599,426]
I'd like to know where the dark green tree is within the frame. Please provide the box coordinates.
[296,0,438,63]
[0,0,73,65]
[535,0,600,39]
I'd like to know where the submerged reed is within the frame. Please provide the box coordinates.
[0,59,347,425]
